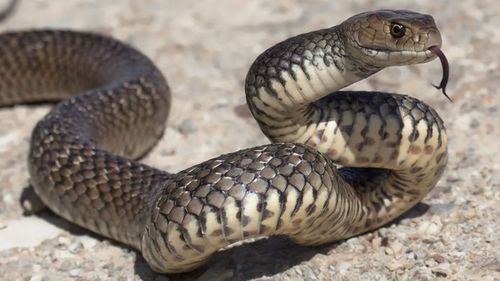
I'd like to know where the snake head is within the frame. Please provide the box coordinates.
[342,9,442,67]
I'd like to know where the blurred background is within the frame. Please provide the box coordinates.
[0,0,498,280]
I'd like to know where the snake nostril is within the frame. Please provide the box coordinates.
[413,34,420,43]
[427,30,443,48]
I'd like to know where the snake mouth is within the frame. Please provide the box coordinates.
[356,41,436,64]
[428,46,451,101]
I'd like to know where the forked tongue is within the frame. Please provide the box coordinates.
[428,46,451,102]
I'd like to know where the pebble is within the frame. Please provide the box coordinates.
[491,174,500,187]
[335,262,351,273]
[433,256,447,266]
[32,264,42,273]
[301,266,317,281]
[431,263,453,277]
[417,216,443,236]
[68,241,83,253]
[0,132,19,152]
[446,171,461,183]
[20,187,46,214]
[54,249,73,260]
[385,240,404,257]
[461,207,478,220]
[80,236,97,249]
[177,119,197,135]
[57,236,70,246]
[29,275,44,281]
[2,193,14,205]
[68,269,81,277]
[386,260,405,271]
[371,236,382,248]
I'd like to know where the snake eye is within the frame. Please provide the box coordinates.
[390,23,406,38]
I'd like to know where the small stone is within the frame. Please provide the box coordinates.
[58,236,71,246]
[29,275,44,281]
[407,250,418,260]
[80,236,97,249]
[177,119,197,135]
[386,260,405,271]
[461,208,477,219]
[425,258,437,267]
[55,249,73,260]
[68,241,83,253]
[3,193,14,204]
[335,262,351,273]
[469,118,480,129]
[481,260,500,271]
[446,171,461,183]
[371,236,382,248]
[433,254,446,264]
[20,187,46,214]
[0,132,18,151]
[32,264,42,272]
[159,148,176,156]
[68,269,80,277]
[301,266,317,281]
[417,218,443,236]
[431,263,452,277]
[389,241,404,256]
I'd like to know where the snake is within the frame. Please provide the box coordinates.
[0,9,449,273]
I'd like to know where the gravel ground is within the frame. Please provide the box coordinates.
[0,0,498,280]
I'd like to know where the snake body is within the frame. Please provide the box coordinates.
[0,10,448,273]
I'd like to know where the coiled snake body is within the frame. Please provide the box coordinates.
[0,10,448,273]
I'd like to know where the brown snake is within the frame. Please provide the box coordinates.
[0,10,449,273]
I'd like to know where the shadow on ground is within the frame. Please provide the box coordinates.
[134,235,318,281]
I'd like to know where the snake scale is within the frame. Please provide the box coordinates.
[0,10,449,273]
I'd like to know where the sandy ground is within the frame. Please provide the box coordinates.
[0,0,498,280]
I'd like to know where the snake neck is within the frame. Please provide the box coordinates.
[245,27,380,143]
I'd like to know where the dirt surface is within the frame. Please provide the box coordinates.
[0,0,498,280]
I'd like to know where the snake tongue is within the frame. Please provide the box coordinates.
[428,46,452,102]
